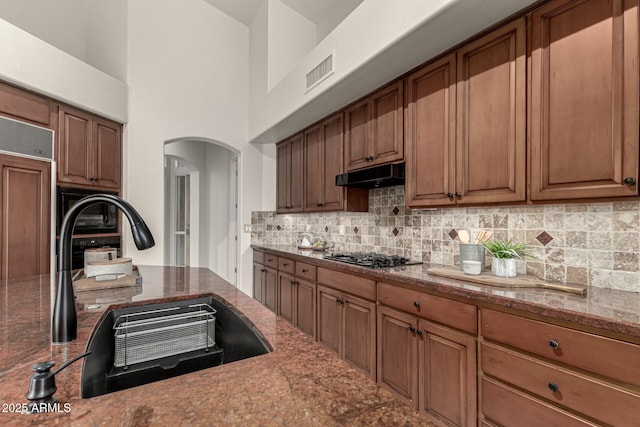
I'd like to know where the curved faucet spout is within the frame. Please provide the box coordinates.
[52,194,155,344]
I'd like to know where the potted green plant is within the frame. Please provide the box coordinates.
[481,239,530,277]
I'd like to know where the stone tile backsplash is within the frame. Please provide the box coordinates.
[251,186,640,293]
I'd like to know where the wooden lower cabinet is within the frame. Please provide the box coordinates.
[263,267,277,313]
[278,272,317,338]
[480,309,640,426]
[377,306,476,426]
[317,285,376,379]
[295,278,316,337]
[481,378,597,427]
[252,262,264,303]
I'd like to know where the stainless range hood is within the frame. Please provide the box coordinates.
[335,163,405,189]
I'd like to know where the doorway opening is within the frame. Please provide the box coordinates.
[164,138,239,285]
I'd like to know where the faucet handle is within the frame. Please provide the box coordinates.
[32,361,55,373]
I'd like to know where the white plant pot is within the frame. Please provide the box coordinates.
[491,258,517,277]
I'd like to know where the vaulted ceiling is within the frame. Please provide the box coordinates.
[202,0,347,26]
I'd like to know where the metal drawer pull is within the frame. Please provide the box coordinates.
[548,382,559,393]
[548,340,559,349]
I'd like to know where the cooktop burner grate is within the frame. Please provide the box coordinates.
[323,252,421,269]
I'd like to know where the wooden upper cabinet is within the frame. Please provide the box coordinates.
[320,114,345,210]
[58,105,121,190]
[405,54,457,208]
[406,18,526,208]
[345,81,404,171]
[0,81,55,128]
[303,123,324,210]
[276,133,303,213]
[529,0,639,200]
[303,113,367,212]
[456,17,527,205]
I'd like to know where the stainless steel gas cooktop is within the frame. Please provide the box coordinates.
[323,252,422,269]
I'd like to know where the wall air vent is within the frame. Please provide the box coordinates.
[305,50,335,92]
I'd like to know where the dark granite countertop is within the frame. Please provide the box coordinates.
[253,244,640,340]
[0,266,437,426]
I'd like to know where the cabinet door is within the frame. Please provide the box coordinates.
[0,155,50,280]
[303,124,323,211]
[405,54,456,208]
[58,106,92,186]
[344,99,370,171]
[276,134,304,213]
[343,294,376,379]
[377,306,418,408]
[320,113,344,211]
[419,319,477,427]
[295,278,316,338]
[0,82,53,127]
[529,0,639,200]
[276,141,289,212]
[93,118,121,189]
[456,18,526,204]
[277,272,295,323]
[263,267,277,313]
[252,262,264,303]
[317,285,342,355]
[289,134,304,212]
[370,81,404,166]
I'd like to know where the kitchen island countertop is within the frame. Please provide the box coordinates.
[0,266,435,426]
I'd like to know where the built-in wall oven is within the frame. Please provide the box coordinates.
[57,187,121,269]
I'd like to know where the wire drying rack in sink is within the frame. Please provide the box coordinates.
[113,303,217,368]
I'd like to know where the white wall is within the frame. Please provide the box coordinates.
[249,0,539,143]
[0,0,127,83]
[125,0,260,296]
[0,18,127,122]
[316,0,362,43]
[85,0,128,81]
[206,144,231,281]
[267,0,316,91]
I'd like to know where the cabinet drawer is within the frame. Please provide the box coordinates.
[481,309,640,387]
[295,262,316,281]
[277,257,295,274]
[317,268,375,300]
[378,282,476,334]
[263,253,277,269]
[253,249,264,264]
[481,377,597,427]
[482,343,640,427]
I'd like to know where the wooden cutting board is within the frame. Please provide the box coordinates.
[427,266,586,295]
[73,266,142,291]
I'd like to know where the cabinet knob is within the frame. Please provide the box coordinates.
[446,192,454,198]
[413,301,420,308]
[548,340,559,350]
[282,263,289,266]
[548,382,559,393]
[302,269,308,273]
[317,203,324,207]
[408,325,416,333]
[416,329,423,336]
[624,177,635,186]
[454,192,461,198]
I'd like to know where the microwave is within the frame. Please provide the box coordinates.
[57,187,119,235]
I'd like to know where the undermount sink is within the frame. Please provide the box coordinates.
[81,295,271,398]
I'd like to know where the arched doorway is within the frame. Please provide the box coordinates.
[164,138,240,285]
